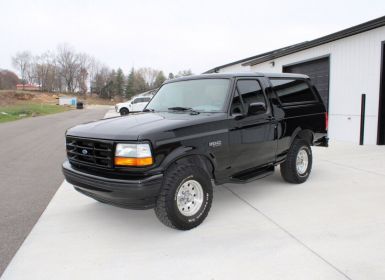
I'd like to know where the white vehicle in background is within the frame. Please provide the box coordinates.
[115,95,153,116]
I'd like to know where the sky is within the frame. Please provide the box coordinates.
[0,0,384,76]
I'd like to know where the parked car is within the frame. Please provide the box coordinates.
[115,96,152,115]
[63,73,328,230]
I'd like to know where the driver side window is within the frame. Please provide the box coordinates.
[231,79,266,115]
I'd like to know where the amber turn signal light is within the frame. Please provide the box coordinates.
[114,157,153,167]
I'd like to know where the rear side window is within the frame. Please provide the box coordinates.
[133,98,146,103]
[270,79,316,104]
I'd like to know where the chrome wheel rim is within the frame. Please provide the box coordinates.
[296,149,309,175]
[176,179,204,216]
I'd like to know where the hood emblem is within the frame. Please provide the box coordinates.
[82,149,88,155]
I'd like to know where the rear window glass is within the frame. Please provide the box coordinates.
[270,79,316,104]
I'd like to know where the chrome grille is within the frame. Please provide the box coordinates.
[66,137,113,168]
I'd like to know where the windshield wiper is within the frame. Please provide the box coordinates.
[168,106,192,111]
[168,106,200,115]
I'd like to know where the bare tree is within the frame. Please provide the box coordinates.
[33,51,58,92]
[56,44,80,92]
[137,67,165,89]
[175,69,193,78]
[12,51,32,89]
[76,53,91,96]
[88,57,101,97]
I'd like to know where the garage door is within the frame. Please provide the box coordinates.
[283,57,330,110]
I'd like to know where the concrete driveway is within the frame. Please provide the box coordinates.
[1,111,385,280]
[0,107,108,276]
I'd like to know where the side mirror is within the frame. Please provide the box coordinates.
[232,112,245,120]
[248,102,266,115]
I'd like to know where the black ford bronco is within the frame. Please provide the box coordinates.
[63,73,328,230]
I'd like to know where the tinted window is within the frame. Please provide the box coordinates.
[236,80,266,114]
[270,79,316,104]
[230,91,243,115]
[133,98,148,103]
[146,79,230,112]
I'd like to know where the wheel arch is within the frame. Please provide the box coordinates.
[291,128,314,146]
[160,148,215,180]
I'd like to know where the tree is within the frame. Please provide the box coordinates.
[133,69,148,93]
[125,68,135,99]
[168,72,174,79]
[77,53,91,96]
[12,51,31,89]
[114,68,125,98]
[154,71,166,88]
[78,67,88,96]
[88,57,101,97]
[175,69,193,78]
[137,67,158,89]
[33,51,57,92]
[56,44,80,92]
[92,66,110,97]
[0,69,19,90]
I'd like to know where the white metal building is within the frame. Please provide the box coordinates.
[205,16,385,145]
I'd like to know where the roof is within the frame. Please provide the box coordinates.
[203,42,306,74]
[164,72,309,83]
[204,15,385,72]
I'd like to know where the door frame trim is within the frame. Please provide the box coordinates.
[377,41,385,145]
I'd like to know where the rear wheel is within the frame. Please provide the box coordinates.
[280,138,312,184]
[120,108,129,115]
[155,161,213,230]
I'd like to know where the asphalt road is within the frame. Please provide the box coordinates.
[0,107,108,276]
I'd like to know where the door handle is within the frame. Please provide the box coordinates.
[267,116,275,121]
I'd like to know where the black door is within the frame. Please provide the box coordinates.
[283,56,330,110]
[377,42,385,145]
[228,78,276,174]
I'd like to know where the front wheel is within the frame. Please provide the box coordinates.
[155,162,213,230]
[280,138,313,184]
[120,108,129,116]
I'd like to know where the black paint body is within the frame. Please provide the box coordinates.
[63,73,328,209]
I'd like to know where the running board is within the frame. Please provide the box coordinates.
[230,165,275,184]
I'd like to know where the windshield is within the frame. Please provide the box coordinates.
[146,79,230,113]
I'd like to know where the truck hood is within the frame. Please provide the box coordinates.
[66,111,227,141]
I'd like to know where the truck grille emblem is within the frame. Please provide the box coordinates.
[82,149,88,155]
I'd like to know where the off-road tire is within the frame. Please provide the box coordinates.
[155,161,213,230]
[280,138,312,184]
[120,108,129,115]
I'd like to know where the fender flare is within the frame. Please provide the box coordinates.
[159,146,215,179]
[290,127,314,146]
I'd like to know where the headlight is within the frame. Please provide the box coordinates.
[114,143,153,166]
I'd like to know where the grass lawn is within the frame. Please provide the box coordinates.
[0,103,71,123]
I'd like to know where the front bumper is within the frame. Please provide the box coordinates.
[62,160,163,209]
